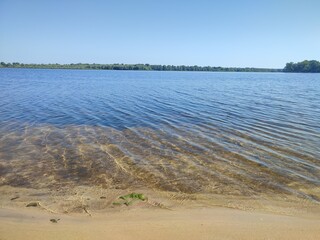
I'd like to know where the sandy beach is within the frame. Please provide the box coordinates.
[1,185,320,240]
[1,206,320,240]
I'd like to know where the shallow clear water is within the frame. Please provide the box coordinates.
[0,68,319,202]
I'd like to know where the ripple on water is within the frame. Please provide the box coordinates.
[0,69,319,208]
[0,124,319,204]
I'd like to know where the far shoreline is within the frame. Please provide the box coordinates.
[0,62,282,73]
[2,60,319,73]
[0,67,287,73]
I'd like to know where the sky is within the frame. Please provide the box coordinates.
[0,0,319,68]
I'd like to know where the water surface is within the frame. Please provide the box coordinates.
[0,68,319,203]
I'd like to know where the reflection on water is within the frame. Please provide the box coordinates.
[0,69,319,205]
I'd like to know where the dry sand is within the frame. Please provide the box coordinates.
[1,185,320,240]
[1,206,320,240]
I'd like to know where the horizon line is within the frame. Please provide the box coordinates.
[0,61,283,70]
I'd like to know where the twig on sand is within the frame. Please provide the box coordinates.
[83,205,92,217]
[146,200,173,211]
[26,201,59,214]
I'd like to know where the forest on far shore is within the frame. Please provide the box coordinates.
[0,62,280,72]
[1,60,319,73]
[283,60,320,73]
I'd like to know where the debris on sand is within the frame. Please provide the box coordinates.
[50,218,60,223]
[26,202,39,207]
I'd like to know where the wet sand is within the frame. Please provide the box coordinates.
[1,185,320,240]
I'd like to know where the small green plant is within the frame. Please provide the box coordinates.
[113,193,147,206]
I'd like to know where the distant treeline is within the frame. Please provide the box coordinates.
[0,62,280,72]
[283,60,320,73]
[1,61,319,72]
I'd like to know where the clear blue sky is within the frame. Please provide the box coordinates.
[0,0,319,68]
